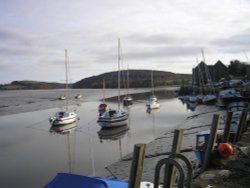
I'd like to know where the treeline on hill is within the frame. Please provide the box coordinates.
[73,70,191,88]
[228,60,248,77]
[0,81,65,90]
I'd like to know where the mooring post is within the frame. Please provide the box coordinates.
[201,114,220,172]
[222,111,233,143]
[235,108,248,142]
[128,143,146,188]
[243,108,249,132]
[164,129,184,188]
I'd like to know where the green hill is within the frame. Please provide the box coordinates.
[0,80,65,90]
[73,69,191,88]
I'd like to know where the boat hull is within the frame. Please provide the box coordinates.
[146,103,160,109]
[50,111,77,126]
[50,122,77,134]
[97,111,128,128]
[52,117,77,126]
[123,98,133,106]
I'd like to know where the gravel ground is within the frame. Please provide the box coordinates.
[96,105,227,185]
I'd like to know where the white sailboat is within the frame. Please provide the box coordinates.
[50,50,78,126]
[146,70,160,109]
[97,39,128,128]
[98,78,109,115]
[123,67,133,106]
[75,94,82,99]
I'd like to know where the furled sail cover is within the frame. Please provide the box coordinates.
[44,173,128,188]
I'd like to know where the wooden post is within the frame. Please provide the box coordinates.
[243,110,249,133]
[235,108,247,142]
[128,143,146,188]
[222,111,233,143]
[201,114,220,172]
[243,103,249,132]
[164,129,184,188]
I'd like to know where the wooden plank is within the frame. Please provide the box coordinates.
[201,114,220,172]
[128,143,146,188]
[222,111,233,143]
[164,129,184,188]
[235,108,247,142]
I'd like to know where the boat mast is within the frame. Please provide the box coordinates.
[126,64,130,96]
[151,70,154,96]
[201,48,215,94]
[118,38,121,109]
[65,49,69,110]
[102,78,106,103]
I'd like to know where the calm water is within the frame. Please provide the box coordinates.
[0,88,193,188]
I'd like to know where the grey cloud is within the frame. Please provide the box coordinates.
[125,45,200,60]
[125,33,187,45]
[0,28,33,45]
[211,28,250,52]
[0,46,52,57]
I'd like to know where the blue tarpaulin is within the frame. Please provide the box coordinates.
[44,173,128,188]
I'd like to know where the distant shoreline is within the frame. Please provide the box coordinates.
[0,87,178,116]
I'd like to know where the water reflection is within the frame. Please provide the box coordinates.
[146,108,160,114]
[186,102,197,111]
[50,122,77,134]
[105,89,176,102]
[97,125,129,142]
[50,122,77,174]
[179,98,197,112]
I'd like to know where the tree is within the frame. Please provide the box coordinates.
[228,60,246,77]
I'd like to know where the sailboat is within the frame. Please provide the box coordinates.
[97,39,128,128]
[200,49,217,105]
[50,50,78,126]
[146,70,160,110]
[98,78,109,115]
[123,67,133,106]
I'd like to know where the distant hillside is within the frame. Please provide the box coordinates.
[0,80,65,90]
[73,70,191,88]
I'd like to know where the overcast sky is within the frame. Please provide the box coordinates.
[1,0,250,84]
